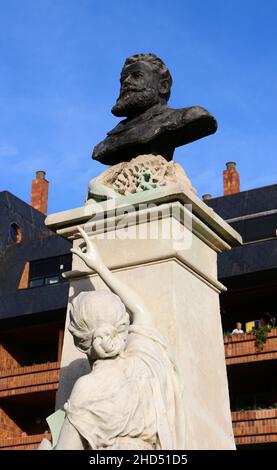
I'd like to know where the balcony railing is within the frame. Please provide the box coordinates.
[0,432,51,450]
[1,348,277,449]
[224,328,277,365]
[232,409,277,445]
[0,362,60,398]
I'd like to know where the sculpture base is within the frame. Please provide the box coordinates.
[46,182,241,449]
[87,154,197,202]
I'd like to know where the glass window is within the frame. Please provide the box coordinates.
[45,275,59,285]
[29,278,44,288]
[29,255,71,279]
[28,254,72,288]
[9,223,22,243]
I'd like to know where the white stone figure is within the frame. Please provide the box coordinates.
[55,227,185,450]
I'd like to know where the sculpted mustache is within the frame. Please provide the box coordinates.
[120,86,147,95]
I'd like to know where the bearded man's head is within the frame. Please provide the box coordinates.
[111,53,173,118]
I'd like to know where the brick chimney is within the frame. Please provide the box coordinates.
[30,171,49,215]
[223,162,240,196]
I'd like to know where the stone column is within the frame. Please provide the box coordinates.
[46,182,241,450]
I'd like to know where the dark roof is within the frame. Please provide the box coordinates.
[0,284,70,321]
[0,191,51,253]
[206,184,277,220]
[0,191,72,321]
[217,238,277,278]
[206,184,277,279]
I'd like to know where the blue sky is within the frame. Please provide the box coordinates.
[1,0,277,213]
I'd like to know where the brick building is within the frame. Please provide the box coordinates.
[0,167,276,449]
[206,163,277,449]
[0,173,71,450]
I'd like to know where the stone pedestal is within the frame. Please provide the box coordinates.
[46,183,241,450]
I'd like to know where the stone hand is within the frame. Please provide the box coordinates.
[71,226,104,271]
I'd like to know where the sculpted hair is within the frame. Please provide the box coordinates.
[123,53,173,101]
[69,291,130,359]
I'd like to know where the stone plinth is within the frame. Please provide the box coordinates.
[46,183,242,449]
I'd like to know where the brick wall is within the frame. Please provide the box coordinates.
[0,328,276,449]
[0,343,21,370]
[232,409,277,445]
[0,432,51,450]
[18,262,30,289]
[224,328,277,365]
[0,407,23,438]
[0,362,60,398]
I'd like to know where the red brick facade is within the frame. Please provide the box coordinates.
[224,329,277,365]
[0,433,51,450]
[232,409,277,445]
[0,362,60,398]
[0,330,276,449]
[18,262,30,290]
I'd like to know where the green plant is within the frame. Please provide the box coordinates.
[253,325,272,349]
[223,331,232,339]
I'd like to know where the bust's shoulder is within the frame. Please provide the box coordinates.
[166,105,214,122]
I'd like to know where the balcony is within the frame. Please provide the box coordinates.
[0,357,276,449]
[232,409,277,445]
[0,362,60,398]
[2,412,276,449]
[224,328,277,365]
[0,363,60,447]
[0,432,51,450]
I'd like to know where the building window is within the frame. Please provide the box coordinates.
[9,222,22,243]
[45,275,60,285]
[29,278,44,288]
[28,254,71,288]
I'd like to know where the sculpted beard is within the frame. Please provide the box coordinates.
[112,88,160,118]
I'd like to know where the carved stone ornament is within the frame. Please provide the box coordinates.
[88,154,196,202]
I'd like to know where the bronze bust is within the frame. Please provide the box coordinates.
[92,54,217,166]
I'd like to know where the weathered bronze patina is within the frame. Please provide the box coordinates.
[93,53,217,166]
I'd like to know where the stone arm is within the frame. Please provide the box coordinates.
[71,227,155,327]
